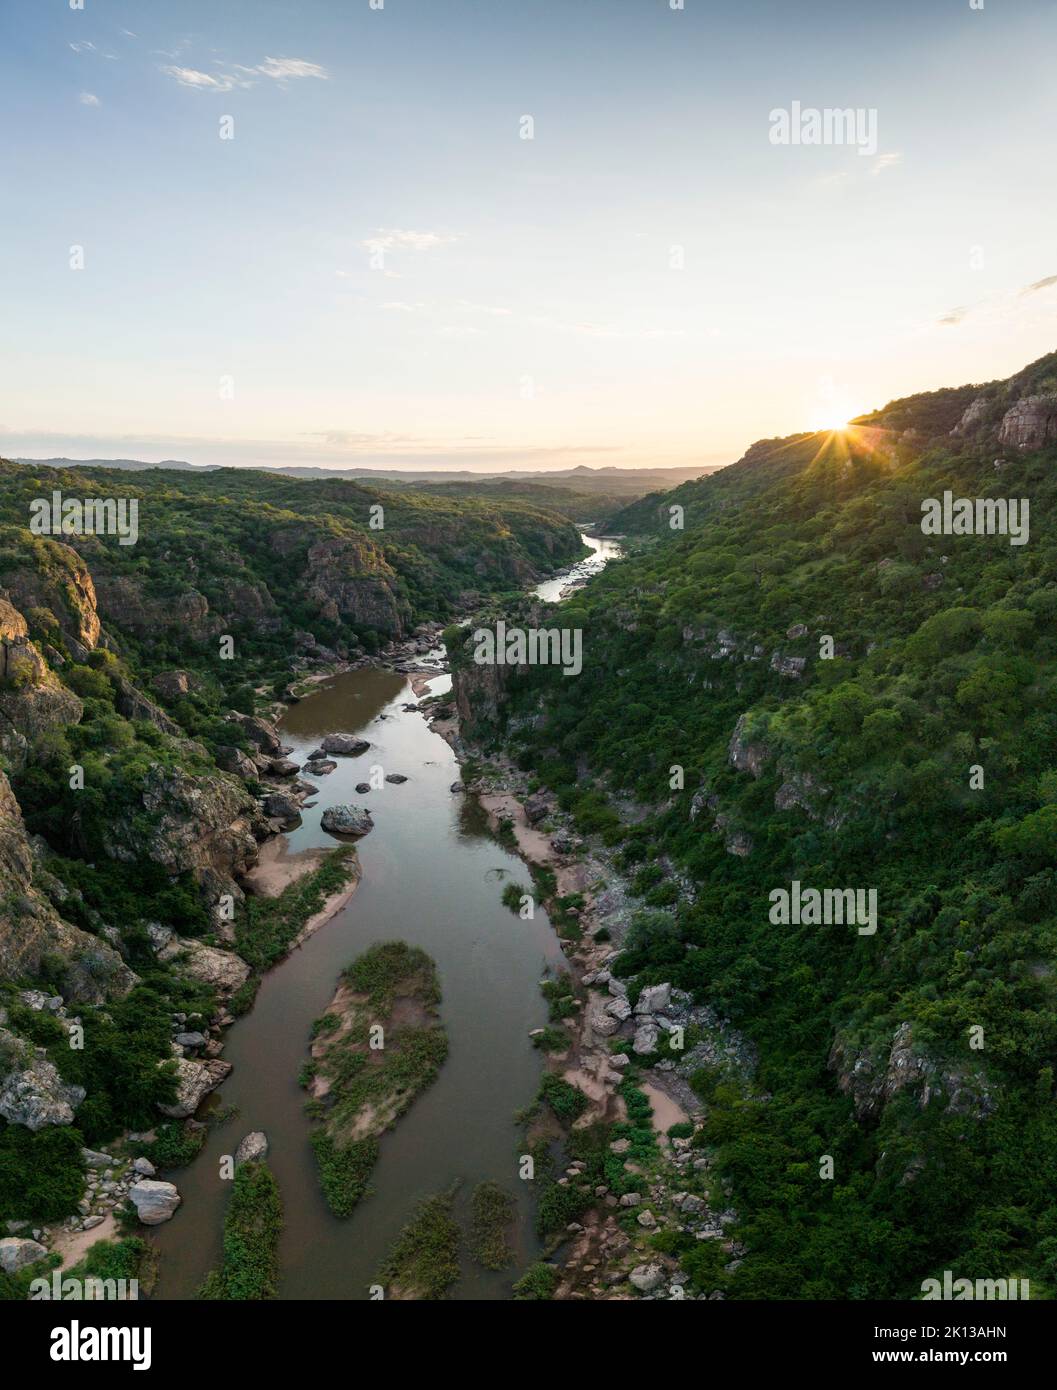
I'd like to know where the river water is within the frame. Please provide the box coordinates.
[533,533,623,603]
[151,668,565,1299]
[151,534,620,1300]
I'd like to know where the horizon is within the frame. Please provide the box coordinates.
[2,0,1057,472]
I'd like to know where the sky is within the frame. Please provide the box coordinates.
[1,0,1055,473]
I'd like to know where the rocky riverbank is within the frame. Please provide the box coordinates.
[420,694,757,1300]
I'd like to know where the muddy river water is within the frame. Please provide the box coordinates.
[151,667,566,1299]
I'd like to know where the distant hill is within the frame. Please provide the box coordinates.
[16,457,717,496]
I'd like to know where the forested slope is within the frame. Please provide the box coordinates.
[458,350,1057,1298]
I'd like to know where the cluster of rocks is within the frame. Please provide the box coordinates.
[0,992,86,1130]
[376,622,447,675]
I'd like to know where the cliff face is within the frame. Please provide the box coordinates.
[103,764,264,909]
[0,594,84,770]
[269,526,408,637]
[0,768,136,1004]
[0,538,101,655]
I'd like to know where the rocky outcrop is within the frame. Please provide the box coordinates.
[0,1237,49,1272]
[270,526,407,637]
[155,933,250,994]
[157,1056,232,1118]
[0,540,101,654]
[103,763,262,905]
[997,393,1057,451]
[0,1027,86,1130]
[950,395,990,437]
[774,771,830,819]
[0,597,83,769]
[151,670,202,701]
[214,744,259,780]
[113,677,181,735]
[829,1022,995,1122]
[92,576,212,642]
[728,714,772,778]
[225,711,283,756]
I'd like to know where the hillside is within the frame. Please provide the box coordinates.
[448,350,1057,1298]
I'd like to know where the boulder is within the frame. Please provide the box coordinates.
[0,1237,48,1273]
[234,1130,269,1167]
[132,1157,156,1177]
[524,795,550,825]
[588,1009,619,1037]
[128,1180,181,1226]
[384,773,408,784]
[633,1021,660,1055]
[304,759,337,776]
[629,1263,665,1293]
[321,805,374,838]
[320,734,370,756]
[635,983,671,1016]
[267,759,301,778]
[81,1148,115,1170]
[261,793,302,825]
[214,745,259,781]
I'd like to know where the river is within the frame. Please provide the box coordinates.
[150,535,620,1300]
[533,533,624,603]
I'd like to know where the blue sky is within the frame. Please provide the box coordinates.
[1,0,1055,471]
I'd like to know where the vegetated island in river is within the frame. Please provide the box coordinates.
[301,941,448,1217]
[197,1158,283,1301]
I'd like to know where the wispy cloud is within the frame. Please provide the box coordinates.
[871,151,902,176]
[937,306,968,327]
[160,56,327,92]
[361,229,458,255]
[161,66,244,92]
[78,92,100,107]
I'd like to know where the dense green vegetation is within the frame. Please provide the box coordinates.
[468,1180,517,1270]
[457,351,1057,1298]
[198,1160,283,1300]
[304,942,448,1216]
[377,1190,462,1299]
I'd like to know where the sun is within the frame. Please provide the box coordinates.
[808,407,852,433]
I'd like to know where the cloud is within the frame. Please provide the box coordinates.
[361,229,458,255]
[78,92,100,107]
[937,306,969,326]
[253,57,328,82]
[381,301,422,313]
[161,56,327,92]
[871,152,902,175]
[161,66,244,92]
[1020,275,1057,296]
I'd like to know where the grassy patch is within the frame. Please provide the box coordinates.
[378,1190,461,1299]
[197,1161,283,1301]
[468,1180,516,1270]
